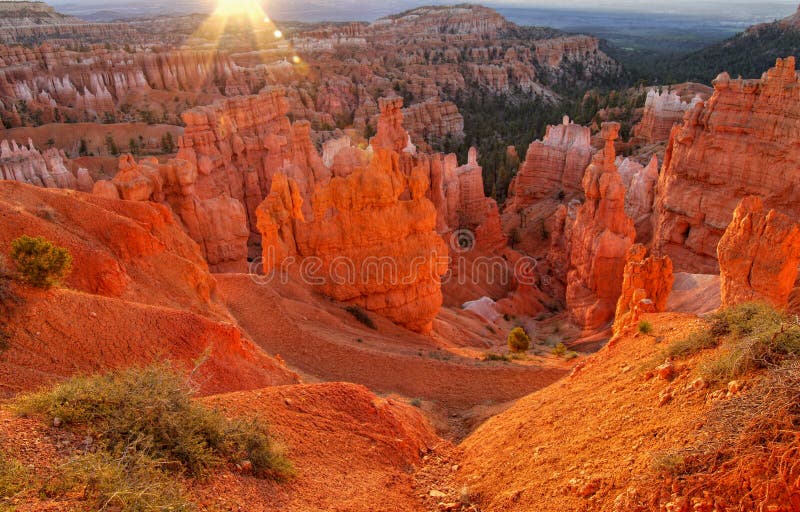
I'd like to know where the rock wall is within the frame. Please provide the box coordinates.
[507,116,593,208]
[718,196,800,309]
[653,58,800,273]
[401,98,464,151]
[618,155,658,243]
[0,138,91,191]
[566,122,636,331]
[612,244,674,334]
[633,89,702,144]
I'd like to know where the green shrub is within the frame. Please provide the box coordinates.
[345,305,377,330]
[638,320,653,335]
[552,342,568,357]
[10,235,72,289]
[507,326,531,353]
[15,364,292,479]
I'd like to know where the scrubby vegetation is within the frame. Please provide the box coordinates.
[507,327,531,353]
[345,305,377,330]
[665,302,800,383]
[10,235,72,289]
[638,320,653,335]
[12,364,292,510]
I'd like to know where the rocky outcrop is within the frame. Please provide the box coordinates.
[371,97,415,153]
[717,196,800,309]
[94,153,251,273]
[507,116,593,207]
[0,138,91,191]
[566,122,636,331]
[0,1,82,28]
[175,90,328,265]
[402,98,464,151]
[618,155,659,243]
[613,244,674,334]
[653,58,800,273]
[257,147,447,333]
[633,89,703,144]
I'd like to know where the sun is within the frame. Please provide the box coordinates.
[214,0,265,17]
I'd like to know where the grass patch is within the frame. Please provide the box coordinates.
[43,450,191,511]
[15,364,292,480]
[345,305,377,330]
[638,320,653,335]
[0,453,30,498]
[552,342,567,357]
[666,329,717,359]
[661,302,800,383]
[651,452,688,477]
[699,303,800,383]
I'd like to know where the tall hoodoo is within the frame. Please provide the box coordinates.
[717,196,800,309]
[566,122,636,331]
[654,57,800,273]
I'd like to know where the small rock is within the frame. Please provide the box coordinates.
[284,397,293,406]
[52,417,62,428]
[578,480,599,498]
[451,464,459,472]
[727,380,743,394]
[239,460,253,473]
[429,490,447,498]
[691,378,707,391]
[655,360,675,380]
[658,389,673,406]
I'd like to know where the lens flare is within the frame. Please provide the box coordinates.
[274,29,283,38]
[292,55,301,64]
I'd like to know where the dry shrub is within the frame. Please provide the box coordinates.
[650,362,800,510]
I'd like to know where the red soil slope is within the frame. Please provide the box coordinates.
[455,313,711,511]
[0,285,297,397]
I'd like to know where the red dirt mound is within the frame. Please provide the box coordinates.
[0,181,223,318]
[0,181,297,396]
[454,312,713,511]
[195,382,439,511]
[0,285,297,397]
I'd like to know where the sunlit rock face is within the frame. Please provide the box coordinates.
[718,196,800,310]
[653,58,800,274]
[566,122,635,331]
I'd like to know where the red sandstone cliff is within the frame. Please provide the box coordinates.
[653,57,800,273]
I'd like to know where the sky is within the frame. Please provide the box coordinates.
[46,0,800,25]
